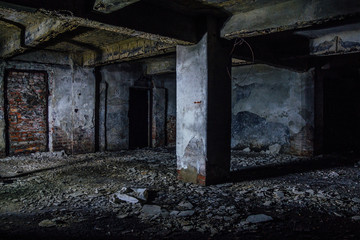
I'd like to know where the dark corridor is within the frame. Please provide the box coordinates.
[316,66,360,155]
[129,88,150,149]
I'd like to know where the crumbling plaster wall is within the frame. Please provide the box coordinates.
[232,64,314,155]
[153,73,176,146]
[0,54,95,155]
[99,63,143,151]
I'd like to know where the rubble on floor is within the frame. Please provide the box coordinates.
[1,149,360,239]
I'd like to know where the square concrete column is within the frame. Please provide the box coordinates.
[176,21,231,185]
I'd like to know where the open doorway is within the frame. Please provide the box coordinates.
[315,66,360,155]
[128,87,151,149]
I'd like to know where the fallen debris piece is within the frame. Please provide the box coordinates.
[178,200,193,210]
[38,219,56,227]
[110,187,149,204]
[246,214,273,223]
[141,205,162,218]
[111,193,139,204]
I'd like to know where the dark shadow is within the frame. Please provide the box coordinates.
[230,154,358,183]
[0,152,128,180]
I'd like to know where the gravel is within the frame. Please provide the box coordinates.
[1,148,360,239]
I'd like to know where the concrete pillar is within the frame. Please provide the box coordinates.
[176,19,231,185]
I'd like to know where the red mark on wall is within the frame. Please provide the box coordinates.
[194,101,202,104]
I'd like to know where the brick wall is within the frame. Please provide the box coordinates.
[6,70,48,155]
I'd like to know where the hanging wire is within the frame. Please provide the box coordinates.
[228,37,255,84]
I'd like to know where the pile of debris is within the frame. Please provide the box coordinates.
[1,149,360,239]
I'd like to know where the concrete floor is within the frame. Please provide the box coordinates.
[1,149,360,239]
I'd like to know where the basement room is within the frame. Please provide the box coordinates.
[1,0,360,239]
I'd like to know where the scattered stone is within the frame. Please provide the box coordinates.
[131,188,148,201]
[1,149,360,238]
[267,144,281,155]
[306,189,314,195]
[117,214,129,219]
[274,191,284,199]
[329,171,339,178]
[141,205,162,218]
[38,219,56,227]
[178,200,193,210]
[183,225,193,231]
[246,214,273,223]
[242,147,251,152]
[111,193,139,204]
[172,210,195,217]
[263,201,272,206]
[170,210,180,216]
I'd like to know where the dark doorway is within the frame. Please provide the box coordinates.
[129,88,151,149]
[316,66,360,154]
[4,70,48,155]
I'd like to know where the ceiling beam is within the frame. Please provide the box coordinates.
[222,0,360,39]
[144,55,176,75]
[0,0,200,44]
[39,10,191,46]
[93,0,141,13]
[0,6,78,58]
[80,38,176,67]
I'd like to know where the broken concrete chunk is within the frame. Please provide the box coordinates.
[111,187,149,204]
[243,147,251,152]
[141,205,162,218]
[38,219,56,227]
[177,210,195,217]
[131,188,148,201]
[111,193,139,204]
[267,144,281,155]
[246,214,273,223]
[274,191,284,199]
[178,200,193,210]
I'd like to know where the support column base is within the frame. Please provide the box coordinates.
[177,169,206,186]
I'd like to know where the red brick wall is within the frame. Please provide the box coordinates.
[6,70,48,155]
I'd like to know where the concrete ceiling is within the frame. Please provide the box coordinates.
[0,0,359,67]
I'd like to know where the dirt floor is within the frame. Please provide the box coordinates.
[1,148,360,239]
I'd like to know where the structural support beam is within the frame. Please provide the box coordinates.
[0,7,77,58]
[222,0,360,39]
[93,0,141,13]
[145,56,176,75]
[81,38,175,66]
[176,18,231,186]
[0,0,198,44]
[24,18,77,47]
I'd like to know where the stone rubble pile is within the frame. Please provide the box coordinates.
[1,149,360,238]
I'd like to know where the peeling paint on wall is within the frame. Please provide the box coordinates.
[176,34,208,180]
[232,64,314,155]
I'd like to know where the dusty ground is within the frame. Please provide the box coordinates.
[1,148,360,239]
